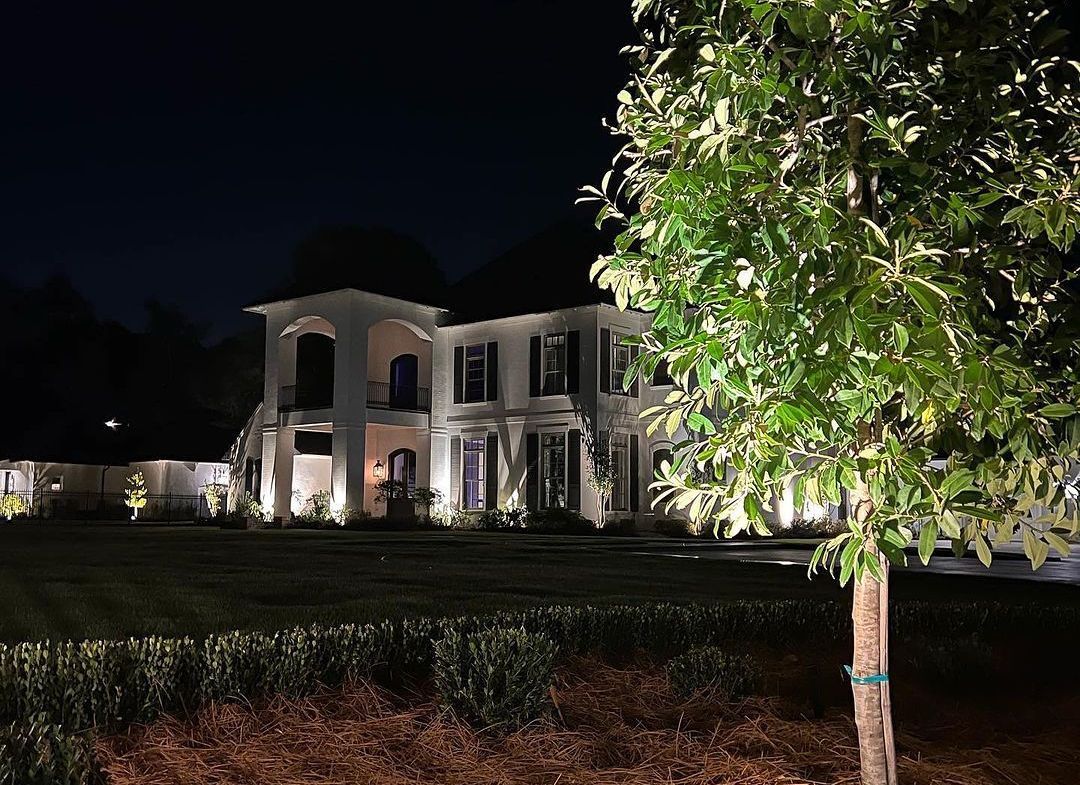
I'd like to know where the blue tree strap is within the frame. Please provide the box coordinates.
[844,665,889,685]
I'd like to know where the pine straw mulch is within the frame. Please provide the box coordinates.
[96,658,1080,785]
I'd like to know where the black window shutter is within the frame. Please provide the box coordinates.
[629,344,640,397]
[453,346,464,404]
[450,436,461,507]
[567,428,581,510]
[526,432,539,509]
[486,341,499,402]
[529,335,542,397]
[485,432,498,509]
[599,328,611,393]
[629,434,640,512]
[566,330,580,394]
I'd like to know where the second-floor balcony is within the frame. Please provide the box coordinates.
[279,382,431,414]
[366,381,431,412]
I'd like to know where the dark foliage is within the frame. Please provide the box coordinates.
[666,647,762,698]
[434,628,557,729]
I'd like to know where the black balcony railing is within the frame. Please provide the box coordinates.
[280,382,431,413]
[279,384,333,413]
[367,381,431,412]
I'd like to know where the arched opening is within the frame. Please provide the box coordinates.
[389,353,419,410]
[278,316,336,413]
[295,333,335,409]
[367,320,432,411]
[388,448,417,494]
[385,447,417,519]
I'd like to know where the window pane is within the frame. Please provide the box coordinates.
[462,437,486,509]
[610,433,628,511]
[610,334,630,395]
[464,344,486,402]
[542,334,565,396]
[540,433,566,508]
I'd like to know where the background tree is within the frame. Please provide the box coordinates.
[586,2,1079,783]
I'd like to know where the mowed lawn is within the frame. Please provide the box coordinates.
[1,523,1075,643]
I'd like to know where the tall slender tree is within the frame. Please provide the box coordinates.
[585,2,1079,783]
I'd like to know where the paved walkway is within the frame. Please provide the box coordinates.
[631,538,1079,585]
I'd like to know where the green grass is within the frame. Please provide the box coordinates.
[0,524,1075,643]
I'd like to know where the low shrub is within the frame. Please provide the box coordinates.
[0,716,96,785]
[601,517,638,536]
[525,508,595,534]
[653,518,703,538]
[666,647,762,698]
[906,634,993,691]
[476,507,528,531]
[434,627,558,729]
[778,516,847,539]
[343,516,437,532]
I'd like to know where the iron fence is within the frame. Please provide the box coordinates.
[0,491,214,523]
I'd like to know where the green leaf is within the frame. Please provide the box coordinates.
[687,412,716,435]
[918,521,937,565]
[1039,403,1077,418]
[974,534,992,568]
[940,469,976,500]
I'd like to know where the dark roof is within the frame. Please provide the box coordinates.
[444,220,615,323]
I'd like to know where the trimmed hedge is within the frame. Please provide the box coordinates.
[666,647,762,698]
[1,598,1077,780]
[0,716,95,785]
[435,628,558,728]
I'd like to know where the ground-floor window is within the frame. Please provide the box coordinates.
[462,437,485,510]
[541,433,566,508]
[610,432,629,511]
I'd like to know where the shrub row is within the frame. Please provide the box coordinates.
[1,598,1077,782]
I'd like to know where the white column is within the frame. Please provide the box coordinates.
[332,423,366,513]
[271,427,295,518]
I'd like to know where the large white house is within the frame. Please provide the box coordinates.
[229,287,679,524]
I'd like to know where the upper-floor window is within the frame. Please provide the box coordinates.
[464,344,486,403]
[610,333,631,396]
[543,334,566,395]
[541,433,566,508]
[462,437,486,509]
[610,432,629,511]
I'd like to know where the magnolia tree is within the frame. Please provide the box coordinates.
[585,1,1079,783]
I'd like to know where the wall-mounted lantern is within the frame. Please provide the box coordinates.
[372,460,385,479]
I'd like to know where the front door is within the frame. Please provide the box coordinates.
[387,448,417,519]
[389,354,419,410]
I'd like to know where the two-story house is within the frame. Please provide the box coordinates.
[230,287,679,525]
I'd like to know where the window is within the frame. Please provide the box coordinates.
[540,433,566,508]
[462,437,486,510]
[610,433,629,511]
[464,344,486,403]
[3,472,14,493]
[610,333,631,395]
[50,476,63,492]
[543,333,566,395]
[652,358,673,387]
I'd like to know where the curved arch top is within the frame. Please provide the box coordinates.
[279,315,336,339]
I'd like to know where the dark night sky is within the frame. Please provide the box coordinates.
[2,1,635,336]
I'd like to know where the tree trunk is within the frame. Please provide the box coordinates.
[850,483,897,785]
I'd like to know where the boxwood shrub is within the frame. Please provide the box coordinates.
[434,628,558,729]
[666,646,762,698]
[0,715,95,785]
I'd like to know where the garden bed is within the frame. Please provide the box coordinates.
[97,654,1080,785]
